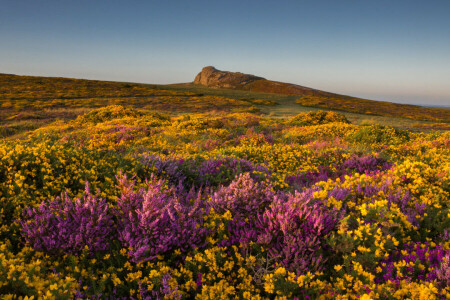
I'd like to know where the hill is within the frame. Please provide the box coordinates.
[194,66,342,97]
[0,72,449,140]
[193,66,450,123]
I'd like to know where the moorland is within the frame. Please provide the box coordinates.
[0,71,449,299]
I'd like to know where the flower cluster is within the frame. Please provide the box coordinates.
[116,174,209,262]
[19,184,116,255]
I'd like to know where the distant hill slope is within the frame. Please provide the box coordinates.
[0,73,270,127]
[194,66,450,123]
[194,66,341,97]
[0,72,448,129]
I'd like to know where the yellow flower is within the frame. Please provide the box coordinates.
[334,265,343,272]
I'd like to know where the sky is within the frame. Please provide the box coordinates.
[1,0,449,106]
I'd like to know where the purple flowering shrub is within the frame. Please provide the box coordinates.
[197,156,271,187]
[434,254,450,287]
[140,154,272,189]
[138,274,183,300]
[211,174,340,274]
[342,154,392,175]
[377,242,448,284]
[211,173,278,252]
[285,166,334,190]
[116,174,209,262]
[139,154,187,187]
[19,184,116,255]
[254,190,342,273]
[210,173,275,220]
[285,154,392,190]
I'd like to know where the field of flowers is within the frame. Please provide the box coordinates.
[0,74,274,139]
[1,105,450,299]
[296,95,450,123]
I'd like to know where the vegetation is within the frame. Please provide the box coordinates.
[0,74,274,135]
[287,110,350,126]
[296,95,450,123]
[0,74,449,299]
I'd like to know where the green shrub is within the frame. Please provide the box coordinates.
[76,105,143,124]
[288,111,350,126]
[346,124,410,146]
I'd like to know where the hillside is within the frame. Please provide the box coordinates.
[194,66,345,98]
[1,73,449,140]
[0,73,273,137]
[1,72,450,298]
[193,66,450,123]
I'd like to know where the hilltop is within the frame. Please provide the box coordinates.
[194,66,338,97]
[193,66,450,123]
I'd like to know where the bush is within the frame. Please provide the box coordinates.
[116,174,209,262]
[346,124,410,146]
[19,184,116,255]
[210,173,274,220]
[288,110,350,126]
[254,189,341,273]
[76,105,144,124]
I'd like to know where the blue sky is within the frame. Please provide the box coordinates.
[1,0,449,106]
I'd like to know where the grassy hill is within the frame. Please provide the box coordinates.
[192,66,450,123]
[296,94,450,122]
[1,73,449,140]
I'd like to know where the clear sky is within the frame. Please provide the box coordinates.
[1,0,449,106]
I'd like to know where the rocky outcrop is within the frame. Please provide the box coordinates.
[193,66,349,98]
[194,66,265,88]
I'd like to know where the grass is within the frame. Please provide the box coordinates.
[0,73,448,139]
[296,95,450,123]
[159,83,448,130]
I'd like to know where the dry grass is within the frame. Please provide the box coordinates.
[296,95,450,123]
[1,73,448,138]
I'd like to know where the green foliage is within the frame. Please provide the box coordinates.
[346,124,411,146]
[296,95,450,123]
[75,105,144,124]
[288,110,350,126]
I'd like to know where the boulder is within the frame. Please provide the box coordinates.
[194,66,265,88]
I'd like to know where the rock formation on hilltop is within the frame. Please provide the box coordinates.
[194,66,265,89]
[193,66,339,97]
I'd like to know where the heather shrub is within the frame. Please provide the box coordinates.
[140,155,272,189]
[285,166,334,190]
[377,242,447,284]
[139,154,187,186]
[19,184,116,255]
[288,110,350,126]
[196,157,271,187]
[285,154,392,190]
[116,174,209,262]
[341,153,392,174]
[254,189,341,274]
[434,254,450,288]
[210,173,275,220]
